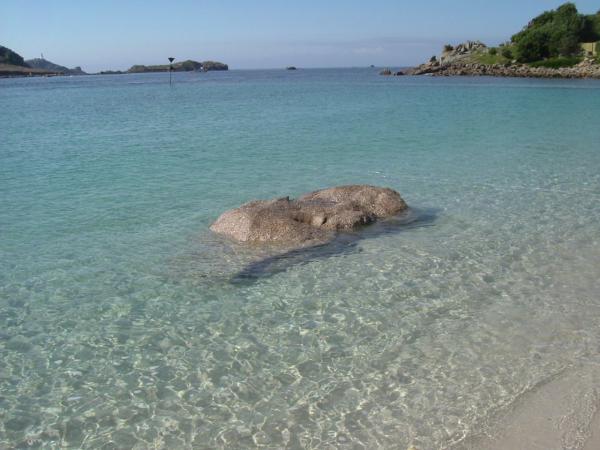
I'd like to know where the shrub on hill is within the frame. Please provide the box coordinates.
[501,47,514,59]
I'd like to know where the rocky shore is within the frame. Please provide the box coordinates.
[409,57,600,79]
[382,40,600,79]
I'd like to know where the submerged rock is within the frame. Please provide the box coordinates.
[379,68,405,77]
[210,185,408,247]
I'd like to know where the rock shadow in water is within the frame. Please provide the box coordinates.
[231,207,438,284]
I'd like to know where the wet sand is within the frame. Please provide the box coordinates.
[459,364,600,450]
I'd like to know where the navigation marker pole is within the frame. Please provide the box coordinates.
[168,57,175,86]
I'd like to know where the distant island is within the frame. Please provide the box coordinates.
[386,3,600,79]
[0,44,228,78]
[99,60,228,75]
[126,60,228,73]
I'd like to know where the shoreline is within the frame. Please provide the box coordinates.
[0,63,60,78]
[457,364,600,450]
[396,40,600,80]
[407,60,600,79]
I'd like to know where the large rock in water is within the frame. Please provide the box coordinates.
[210,185,408,246]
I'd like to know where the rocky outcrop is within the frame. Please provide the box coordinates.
[69,66,86,75]
[440,41,487,65]
[409,57,600,79]
[211,185,408,247]
[407,40,600,79]
[380,68,405,77]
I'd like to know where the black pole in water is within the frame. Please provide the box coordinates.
[168,57,175,86]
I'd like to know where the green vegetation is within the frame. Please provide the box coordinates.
[511,3,600,62]
[0,45,27,67]
[472,48,515,65]
[582,12,600,41]
[501,46,514,59]
[529,56,582,68]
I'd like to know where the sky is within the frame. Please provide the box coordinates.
[2,1,599,72]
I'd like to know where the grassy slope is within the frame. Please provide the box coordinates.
[470,45,584,69]
[471,50,512,65]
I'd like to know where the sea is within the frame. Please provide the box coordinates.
[1,68,600,449]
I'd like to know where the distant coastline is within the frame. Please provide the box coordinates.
[0,45,228,78]
[0,63,57,77]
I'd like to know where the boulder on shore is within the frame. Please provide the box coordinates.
[210,185,408,246]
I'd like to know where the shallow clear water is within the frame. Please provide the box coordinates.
[1,69,600,449]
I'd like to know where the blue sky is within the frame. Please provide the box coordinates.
[2,1,599,71]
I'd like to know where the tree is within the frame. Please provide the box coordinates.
[582,13,600,41]
[557,32,581,56]
[511,2,585,61]
[515,29,550,61]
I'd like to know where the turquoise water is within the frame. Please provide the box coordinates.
[1,69,600,448]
